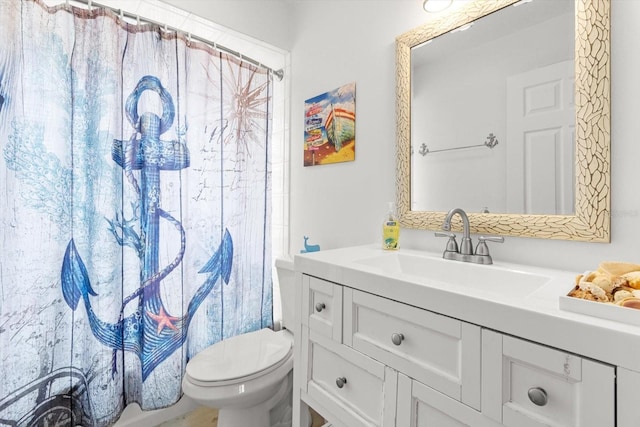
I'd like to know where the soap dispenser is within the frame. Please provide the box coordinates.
[382,202,400,250]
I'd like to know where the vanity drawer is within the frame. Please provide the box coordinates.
[482,329,615,427]
[397,374,501,427]
[302,327,397,427]
[343,288,481,409]
[302,275,342,341]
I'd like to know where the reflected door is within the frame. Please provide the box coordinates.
[506,60,575,214]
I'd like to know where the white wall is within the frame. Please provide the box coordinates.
[174,0,640,273]
[287,1,427,255]
[162,0,293,50]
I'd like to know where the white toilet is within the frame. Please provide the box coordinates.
[182,257,296,427]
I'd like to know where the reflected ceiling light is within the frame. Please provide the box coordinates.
[513,0,534,6]
[422,0,453,13]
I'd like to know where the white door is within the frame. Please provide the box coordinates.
[506,60,574,214]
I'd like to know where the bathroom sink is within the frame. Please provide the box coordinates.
[354,252,550,298]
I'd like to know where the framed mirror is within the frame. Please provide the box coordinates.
[396,0,610,241]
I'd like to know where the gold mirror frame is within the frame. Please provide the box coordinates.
[396,0,610,242]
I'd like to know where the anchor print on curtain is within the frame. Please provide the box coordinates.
[0,1,273,426]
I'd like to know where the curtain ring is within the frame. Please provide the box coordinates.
[120,9,124,20]
[136,15,140,26]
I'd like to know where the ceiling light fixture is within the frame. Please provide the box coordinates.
[422,0,453,13]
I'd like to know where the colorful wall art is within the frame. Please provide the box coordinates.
[304,82,356,166]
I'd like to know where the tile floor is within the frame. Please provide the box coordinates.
[156,407,217,426]
[156,406,326,427]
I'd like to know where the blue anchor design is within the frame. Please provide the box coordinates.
[61,76,233,380]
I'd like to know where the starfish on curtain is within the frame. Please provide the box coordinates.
[147,307,180,334]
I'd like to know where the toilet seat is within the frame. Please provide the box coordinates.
[185,328,293,387]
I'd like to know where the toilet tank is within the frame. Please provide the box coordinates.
[275,257,295,330]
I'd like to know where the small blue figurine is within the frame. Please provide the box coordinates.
[300,236,320,253]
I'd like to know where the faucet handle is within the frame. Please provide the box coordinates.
[435,232,458,253]
[475,235,504,256]
[434,232,454,238]
[478,235,504,243]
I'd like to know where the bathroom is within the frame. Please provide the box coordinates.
[0,0,638,426]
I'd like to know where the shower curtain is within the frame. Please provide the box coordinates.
[0,1,273,425]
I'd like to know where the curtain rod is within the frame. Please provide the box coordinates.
[59,0,284,81]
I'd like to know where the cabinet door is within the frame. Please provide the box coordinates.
[302,275,342,342]
[301,327,397,427]
[482,329,615,427]
[344,288,481,409]
[397,374,501,427]
[618,367,640,427]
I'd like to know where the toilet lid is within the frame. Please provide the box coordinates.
[186,328,292,383]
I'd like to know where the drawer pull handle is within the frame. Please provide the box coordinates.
[391,333,405,346]
[528,387,548,406]
[315,302,326,312]
[336,377,347,388]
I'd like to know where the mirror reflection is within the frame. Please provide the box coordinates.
[410,0,574,215]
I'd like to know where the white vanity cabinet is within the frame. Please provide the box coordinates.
[481,329,615,427]
[298,274,483,427]
[293,247,640,427]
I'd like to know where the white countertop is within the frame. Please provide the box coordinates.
[294,245,640,372]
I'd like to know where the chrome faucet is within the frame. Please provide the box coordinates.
[442,208,473,255]
[436,207,504,265]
